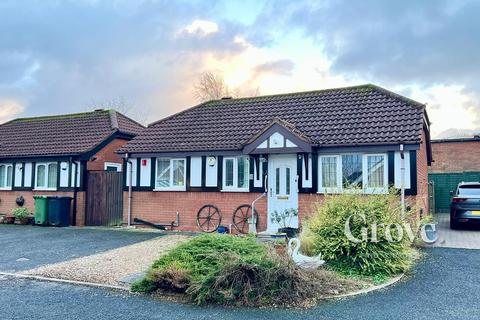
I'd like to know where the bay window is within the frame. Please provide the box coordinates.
[0,164,13,189]
[155,158,186,190]
[35,162,58,190]
[318,153,388,194]
[222,156,249,191]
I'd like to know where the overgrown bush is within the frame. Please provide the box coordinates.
[188,253,347,306]
[302,192,415,276]
[132,234,352,306]
[132,234,268,293]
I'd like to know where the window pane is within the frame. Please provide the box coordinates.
[172,159,185,187]
[367,155,385,188]
[48,163,57,188]
[321,157,338,188]
[0,166,5,188]
[156,159,171,188]
[342,155,362,188]
[286,167,290,195]
[237,157,249,188]
[225,159,234,187]
[275,168,280,195]
[37,165,46,187]
[6,166,12,187]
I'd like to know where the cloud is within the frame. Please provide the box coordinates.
[0,98,25,123]
[253,59,295,76]
[0,1,254,121]
[179,19,219,37]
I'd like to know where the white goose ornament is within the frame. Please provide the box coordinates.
[288,238,325,269]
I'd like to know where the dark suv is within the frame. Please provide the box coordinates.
[450,182,480,229]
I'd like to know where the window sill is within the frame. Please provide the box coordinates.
[221,189,249,193]
[33,188,57,191]
[0,187,12,191]
[153,188,186,192]
[317,187,388,195]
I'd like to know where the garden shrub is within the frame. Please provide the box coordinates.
[302,192,415,276]
[132,234,268,293]
[188,252,347,306]
[132,233,352,306]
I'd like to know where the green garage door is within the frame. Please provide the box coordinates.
[429,171,480,213]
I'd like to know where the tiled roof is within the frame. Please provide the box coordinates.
[120,84,428,154]
[0,110,144,158]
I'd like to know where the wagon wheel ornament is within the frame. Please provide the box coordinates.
[196,205,222,233]
[232,204,259,234]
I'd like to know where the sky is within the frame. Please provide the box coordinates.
[0,0,479,138]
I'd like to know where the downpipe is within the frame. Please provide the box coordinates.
[250,175,268,234]
[125,153,133,227]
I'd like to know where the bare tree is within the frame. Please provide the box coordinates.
[87,96,148,125]
[194,71,230,101]
[194,71,260,102]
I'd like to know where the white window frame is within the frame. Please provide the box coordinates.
[154,158,186,191]
[35,162,58,191]
[104,162,122,172]
[363,153,388,194]
[0,164,13,190]
[318,155,341,193]
[317,153,388,194]
[222,156,250,192]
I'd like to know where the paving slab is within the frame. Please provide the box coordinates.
[431,213,480,249]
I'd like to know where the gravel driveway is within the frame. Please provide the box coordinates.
[24,234,190,286]
[1,247,479,320]
[0,225,165,272]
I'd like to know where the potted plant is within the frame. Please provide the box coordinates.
[12,207,31,225]
[270,208,299,238]
[4,213,15,224]
[273,238,287,255]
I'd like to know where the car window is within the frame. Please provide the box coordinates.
[458,185,480,196]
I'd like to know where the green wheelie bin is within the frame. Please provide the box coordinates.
[33,196,49,225]
[47,196,72,227]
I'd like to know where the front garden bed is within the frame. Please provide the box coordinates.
[133,192,422,308]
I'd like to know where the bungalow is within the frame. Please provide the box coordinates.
[118,84,432,233]
[0,109,144,226]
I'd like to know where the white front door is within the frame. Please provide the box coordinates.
[267,154,298,232]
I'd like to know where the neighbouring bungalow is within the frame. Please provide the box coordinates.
[0,109,144,226]
[118,84,432,233]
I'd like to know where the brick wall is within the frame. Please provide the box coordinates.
[416,128,429,215]
[123,191,329,233]
[0,190,85,226]
[86,138,129,171]
[430,140,480,173]
[124,190,426,232]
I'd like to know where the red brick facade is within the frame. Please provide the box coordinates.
[86,138,129,171]
[123,189,430,233]
[416,129,430,215]
[430,139,480,173]
[0,190,85,226]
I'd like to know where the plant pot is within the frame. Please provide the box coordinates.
[15,217,30,225]
[4,216,15,224]
[278,227,299,238]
